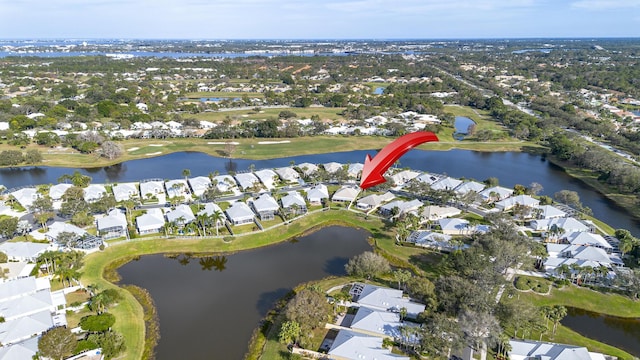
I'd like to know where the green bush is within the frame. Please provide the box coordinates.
[514,277,531,290]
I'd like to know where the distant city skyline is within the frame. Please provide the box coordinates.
[0,0,638,39]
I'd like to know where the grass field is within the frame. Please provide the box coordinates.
[189,106,347,122]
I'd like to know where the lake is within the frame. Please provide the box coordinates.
[117,226,372,360]
[2,149,638,235]
[454,116,476,140]
[561,307,640,356]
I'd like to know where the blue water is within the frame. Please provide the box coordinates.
[373,87,385,95]
[453,116,476,140]
[200,97,241,102]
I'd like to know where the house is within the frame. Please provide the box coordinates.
[199,120,216,129]
[430,176,463,191]
[280,191,307,215]
[251,194,280,220]
[438,218,472,235]
[415,172,442,186]
[350,283,425,319]
[209,175,235,193]
[0,242,52,262]
[454,181,485,195]
[322,162,343,174]
[234,172,260,190]
[96,209,128,239]
[356,192,395,211]
[112,182,138,202]
[544,244,624,275]
[347,163,364,179]
[306,184,329,204]
[495,194,540,211]
[166,120,182,130]
[254,169,279,190]
[349,306,404,338]
[536,205,567,219]
[139,180,166,199]
[530,217,590,234]
[296,162,318,177]
[378,199,423,217]
[198,203,226,225]
[565,232,613,251]
[49,183,72,201]
[0,310,54,347]
[165,179,189,199]
[509,339,608,360]
[328,329,410,360]
[0,289,56,321]
[479,186,514,202]
[9,188,38,209]
[332,186,360,202]
[83,184,107,203]
[388,170,421,187]
[420,205,461,221]
[225,202,255,225]
[0,337,39,360]
[136,208,166,234]
[274,167,300,183]
[44,222,87,243]
[188,176,212,197]
[406,230,464,252]
[166,204,196,225]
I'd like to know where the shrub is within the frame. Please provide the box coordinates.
[514,277,531,291]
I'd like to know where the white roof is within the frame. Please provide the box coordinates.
[357,192,395,208]
[415,172,442,185]
[234,173,260,190]
[0,289,54,320]
[438,218,470,231]
[254,169,278,188]
[252,194,280,212]
[197,203,226,222]
[49,183,72,200]
[0,337,38,360]
[140,180,165,196]
[225,202,255,222]
[136,208,165,231]
[45,221,86,241]
[83,184,107,202]
[546,244,617,264]
[296,162,318,176]
[421,205,461,220]
[165,179,189,198]
[112,182,138,202]
[454,181,485,195]
[0,310,53,346]
[480,186,514,200]
[280,191,306,208]
[96,209,127,231]
[323,162,343,174]
[0,277,49,302]
[430,176,463,191]
[536,205,567,219]
[329,329,409,360]
[10,188,38,209]
[165,204,196,224]
[188,176,212,196]
[565,232,612,249]
[211,175,237,192]
[0,242,51,261]
[356,284,425,318]
[347,163,364,177]
[274,167,300,182]
[332,186,360,202]
[306,184,329,202]
[495,194,540,210]
[380,199,423,214]
[509,339,601,360]
[530,217,589,233]
[389,170,421,186]
[350,306,402,337]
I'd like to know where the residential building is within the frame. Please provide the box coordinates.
[479,186,514,202]
[454,181,485,195]
[280,191,307,215]
[9,188,38,209]
[350,284,425,319]
[322,162,343,174]
[536,205,567,219]
[49,183,72,201]
[112,182,139,202]
[349,307,405,338]
[166,204,196,225]
[234,172,260,190]
[44,222,86,243]
[136,208,166,234]
[356,192,395,211]
[165,179,190,199]
[388,170,421,187]
[96,209,128,239]
[296,162,318,177]
[347,163,363,179]
[251,194,280,220]
[420,205,461,221]
[139,180,166,200]
[430,176,463,191]
[83,184,107,203]
[212,175,237,193]
[405,230,466,252]
[565,232,613,251]
[332,186,360,202]
[328,329,410,360]
[188,176,212,197]
[530,217,590,235]
[254,169,279,190]
[0,242,52,262]
[495,194,540,211]
[378,199,423,217]
[274,167,300,183]
[508,339,608,360]
[306,184,329,204]
[225,202,255,225]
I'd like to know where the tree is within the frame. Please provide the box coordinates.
[24,149,43,164]
[80,313,116,332]
[60,186,90,216]
[99,141,124,160]
[392,269,412,290]
[87,331,126,360]
[182,168,191,181]
[345,251,390,279]
[0,150,24,166]
[0,216,18,239]
[554,190,582,209]
[284,288,331,335]
[90,289,122,314]
[459,310,502,359]
[278,320,301,345]
[548,305,567,336]
[38,326,77,360]
[528,182,544,196]
[0,251,7,263]
[59,171,92,188]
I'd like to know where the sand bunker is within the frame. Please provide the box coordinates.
[207,141,240,145]
[127,147,140,152]
[146,151,162,156]
[258,141,291,144]
[149,144,164,147]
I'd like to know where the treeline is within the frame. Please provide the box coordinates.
[0,149,42,166]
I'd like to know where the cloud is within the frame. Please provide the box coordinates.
[571,0,640,10]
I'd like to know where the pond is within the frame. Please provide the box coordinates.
[453,116,476,140]
[117,226,372,360]
[2,149,637,235]
[561,307,640,356]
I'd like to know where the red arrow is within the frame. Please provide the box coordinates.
[359,131,439,190]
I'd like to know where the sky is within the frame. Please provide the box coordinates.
[0,0,638,39]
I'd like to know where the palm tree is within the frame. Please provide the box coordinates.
[549,305,567,336]
[182,168,191,181]
[211,210,223,236]
[557,264,571,279]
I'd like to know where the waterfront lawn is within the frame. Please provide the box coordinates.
[530,324,634,360]
[190,107,347,122]
[520,283,640,318]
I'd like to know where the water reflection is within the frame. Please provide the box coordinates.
[198,256,228,272]
[562,307,640,356]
